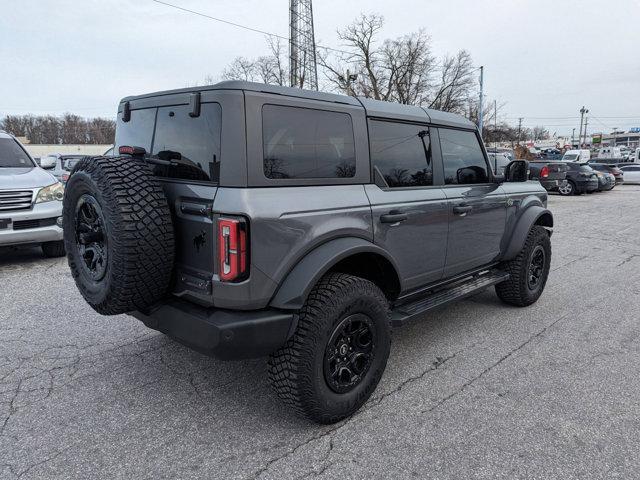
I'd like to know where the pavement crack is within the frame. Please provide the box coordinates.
[420,310,574,415]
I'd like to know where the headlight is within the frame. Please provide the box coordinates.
[35,182,65,203]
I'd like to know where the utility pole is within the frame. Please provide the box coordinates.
[477,66,484,136]
[571,128,576,147]
[345,69,358,96]
[583,116,589,147]
[517,117,523,145]
[494,100,497,149]
[611,128,618,147]
[289,0,318,90]
[578,106,588,147]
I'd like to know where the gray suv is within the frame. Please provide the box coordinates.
[0,131,66,257]
[63,81,553,423]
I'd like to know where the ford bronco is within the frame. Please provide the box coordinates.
[63,81,553,424]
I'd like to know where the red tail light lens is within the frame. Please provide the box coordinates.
[540,166,549,178]
[217,217,248,282]
[118,145,146,156]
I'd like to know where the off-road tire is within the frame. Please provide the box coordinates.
[268,273,391,424]
[42,240,65,258]
[495,225,551,307]
[63,156,174,315]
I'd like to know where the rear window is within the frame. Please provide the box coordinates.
[0,138,33,168]
[151,104,222,183]
[115,108,156,153]
[262,105,356,179]
[115,103,222,183]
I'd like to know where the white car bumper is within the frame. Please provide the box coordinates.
[0,200,63,246]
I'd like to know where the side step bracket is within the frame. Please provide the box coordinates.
[390,270,509,327]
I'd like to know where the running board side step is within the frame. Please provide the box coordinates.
[389,270,510,327]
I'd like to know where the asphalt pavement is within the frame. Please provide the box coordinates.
[2,185,640,479]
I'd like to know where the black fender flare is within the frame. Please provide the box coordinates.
[269,237,400,310]
[502,205,553,261]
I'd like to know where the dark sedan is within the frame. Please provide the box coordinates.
[557,162,599,196]
[589,162,624,185]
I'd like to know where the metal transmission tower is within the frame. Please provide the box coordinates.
[289,0,318,90]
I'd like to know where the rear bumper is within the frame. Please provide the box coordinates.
[0,201,63,246]
[132,298,296,360]
[540,179,561,191]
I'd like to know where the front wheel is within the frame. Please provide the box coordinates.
[496,226,551,307]
[268,273,391,424]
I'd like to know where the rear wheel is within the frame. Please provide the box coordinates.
[558,181,574,196]
[496,226,551,307]
[268,273,391,424]
[63,156,175,315]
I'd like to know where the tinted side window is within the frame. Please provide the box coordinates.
[440,128,489,185]
[115,108,156,153]
[369,120,432,188]
[152,103,222,183]
[262,105,355,179]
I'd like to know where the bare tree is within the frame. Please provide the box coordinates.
[1,114,115,144]
[216,13,483,118]
[532,125,550,141]
[219,36,287,86]
[428,50,475,113]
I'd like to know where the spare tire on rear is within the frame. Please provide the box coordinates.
[63,156,175,315]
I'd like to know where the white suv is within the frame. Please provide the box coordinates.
[0,131,65,257]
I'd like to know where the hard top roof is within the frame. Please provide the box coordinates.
[121,80,475,129]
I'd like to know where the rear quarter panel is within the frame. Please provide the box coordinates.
[211,185,374,309]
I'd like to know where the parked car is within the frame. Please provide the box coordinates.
[558,162,599,196]
[591,170,615,191]
[62,81,553,424]
[0,131,66,257]
[589,162,624,185]
[562,149,591,162]
[528,161,569,191]
[487,151,511,174]
[620,164,640,183]
[42,154,86,184]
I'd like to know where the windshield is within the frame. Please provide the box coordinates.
[563,154,579,161]
[0,138,34,168]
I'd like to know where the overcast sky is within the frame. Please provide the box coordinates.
[1,0,639,135]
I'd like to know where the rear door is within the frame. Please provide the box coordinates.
[365,120,449,289]
[436,127,507,278]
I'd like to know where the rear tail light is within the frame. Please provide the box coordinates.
[540,166,549,178]
[119,145,146,156]
[217,217,248,282]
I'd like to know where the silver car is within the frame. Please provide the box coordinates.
[0,131,65,257]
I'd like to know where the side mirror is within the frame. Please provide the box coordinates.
[456,166,488,184]
[504,160,529,182]
[40,156,56,169]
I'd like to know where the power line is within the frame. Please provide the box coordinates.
[150,0,479,70]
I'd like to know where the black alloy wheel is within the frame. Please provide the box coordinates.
[324,314,376,394]
[527,245,545,291]
[75,194,108,281]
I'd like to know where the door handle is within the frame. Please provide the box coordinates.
[380,211,408,223]
[453,205,473,215]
